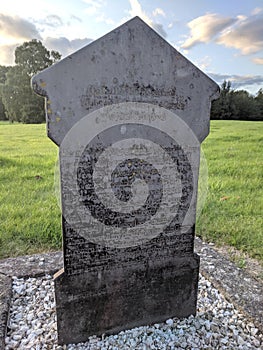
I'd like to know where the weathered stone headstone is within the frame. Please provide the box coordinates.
[32,17,219,345]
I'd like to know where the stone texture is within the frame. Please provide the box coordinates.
[59,104,201,273]
[0,273,12,350]
[0,251,63,278]
[32,17,219,345]
[32,16,219,146]
[55,255,200,344]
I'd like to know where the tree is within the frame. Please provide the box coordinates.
[231,90,258,120]
[211,81,235,119]
[255,88,263,120]
[210,81,263,121]
[0,66,10,120]
[15,39,61,77]
[0,40,61,123]
[0,66,45,123]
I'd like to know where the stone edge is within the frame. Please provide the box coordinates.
[194,237,263,332]
[0,238,262,348]
[0,273,12,350]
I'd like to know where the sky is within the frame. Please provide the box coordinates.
[0,0,263,95]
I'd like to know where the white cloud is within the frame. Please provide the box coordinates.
[83,0,105,16]
[151,23,167,38]
[0,13,42,42]
[217,13,263,55]
[0,36,94,66]
[253,57,263,65]
[39,14,64,27]
[44,37,93,57]
[95,14,115,25]
[0,44,18,65]
[182,11,263,58]
[153,8,165,17]
[70,15,82,23]
[128,0,167,37]
[129,0,143,17]
[181,13,236,49]
[0,10,95,66]
[83,0,114,26]
[251,8,262,15]
[209,73,263,90]
[196,55,212,71]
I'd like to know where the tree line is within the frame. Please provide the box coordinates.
[211,81,263,121]
[0,40,262,123]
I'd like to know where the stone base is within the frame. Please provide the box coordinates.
[54,254,200,345]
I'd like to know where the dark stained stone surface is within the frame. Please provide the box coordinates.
[0,273,12,350]
[55,255,200,344]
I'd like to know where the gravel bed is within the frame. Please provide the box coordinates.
[5,274,262,350]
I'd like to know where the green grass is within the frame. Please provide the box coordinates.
[0,123,61,258]
[196,120,263,261]
[0,121,262,262]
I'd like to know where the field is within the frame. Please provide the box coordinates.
[196,121,262,263]
[0,123,61,257]
[0,121,262,262]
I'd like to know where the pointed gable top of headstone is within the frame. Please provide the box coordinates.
[32,16,219,145]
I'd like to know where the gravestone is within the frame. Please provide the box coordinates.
[32,17,219,345]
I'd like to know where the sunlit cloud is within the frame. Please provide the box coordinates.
[0,13,42,65]
[0,9,95,66]
[0,44,18,65]
[253,57,263,65]
[182,11,263,57]
[0,36,94,66]
[128,0,167,38]
[217,13,263,55]
[0,13,41,43]
[181,13,236,49]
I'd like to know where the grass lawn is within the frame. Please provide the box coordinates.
[0,120,262,262]
[197,120,263,262]
[0,123,61,257]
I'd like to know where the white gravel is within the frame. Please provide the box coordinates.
[5,274,262,349]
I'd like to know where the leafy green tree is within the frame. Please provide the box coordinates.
[0,40,61,123]
[211,81,262,121]
[15,39,61,77]
[231,90,258,120]
[211,81,235,119]
[0,66,10,120]
[255,88,263,120]
[0,65,45,123]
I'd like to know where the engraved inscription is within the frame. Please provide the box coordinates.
[80,83,188,111]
